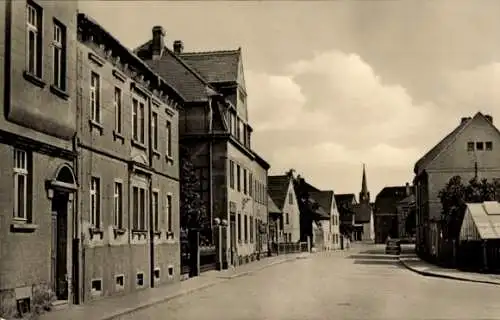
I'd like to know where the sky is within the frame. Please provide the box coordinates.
[79,0,500,200]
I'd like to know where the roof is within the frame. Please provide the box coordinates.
[267,195,282,214]
[374,186,409,215]
[135,40,213,102]
[267,175,291,211]
[178,49,241,84]
[335,194,356,208]
[309,191,334,215]
[414,112,500,175]
[308,197,330,220]
[399,194,416,205]
[77,14,185,105]
[353,202,372,223]
[461,202,500,240]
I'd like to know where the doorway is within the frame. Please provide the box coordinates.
[51,191,69,301]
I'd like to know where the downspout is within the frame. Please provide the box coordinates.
[148,95,155,288]
[208,97,214,240]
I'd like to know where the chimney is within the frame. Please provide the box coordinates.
[485,114,493,123]
[152,26,165,60]
[173,40,184,54]
[460,117,470,124]
[405,182,410,196]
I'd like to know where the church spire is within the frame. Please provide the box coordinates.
[359,163,370,203]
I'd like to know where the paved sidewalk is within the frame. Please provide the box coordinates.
[399,254,500,286]
[38,253,308,320]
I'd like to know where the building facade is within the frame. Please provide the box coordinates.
[414,113,500,259]
[76,14,183,303]
[268,175,301,243]
[135,26,270,268]
[0,0,79,310]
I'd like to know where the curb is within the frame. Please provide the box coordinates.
[399,259,500,286]
[104,255,303,320]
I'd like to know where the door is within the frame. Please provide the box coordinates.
[230,217,236,265]
[51,192,68,301]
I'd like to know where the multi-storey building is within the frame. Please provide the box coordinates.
[135,26,270,269]
[76,14,183,303]
[414,112,500,259]
[0,0,79,310]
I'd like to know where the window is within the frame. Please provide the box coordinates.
[90,177,101,228]
[13,149,29,221]
[166,194,173,233]
[132,97,145,144]
[52,21,66,90]
[476,141,484,151]
[166,120,172,157]
[152,191,159,232]
[136,273,144,287]
[243,169,247,195]
[288,192,293,205]
[486,141,493,151]
[249,173,253,197]
[90,72,101,123]
[238,120,244,143]
[113,182,123,229]
[236,165,241,192]
[237,213,241,241]
[152,112,158,150]
[467,141,474,151]
[244,215,248,243]
[236,119,241,140]
[229,160,235,189]
[132,186,147,230]
[286,212,289,224]
[231,113,237,136]
[250,216,254,243]
[26,2,42,77]
[114,87,122,133]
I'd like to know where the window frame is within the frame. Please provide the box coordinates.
[132,185,148,231]
[132,95,146,145]
[486,141,493,151]
[13,149,29,221]
[476,141,484,151]
[166,193,173,233]
[229,160,235,189]
[114,87,122,134]
[52,20,66,90]
[113,181,123,229]
[90,72,101,123]
[90,176,101,229]
[152,190,159,232]
[152,111,158,151]
[236,164,241,192]
[166,120,172,158]
[26,1,43,78]
[467,141,475,151]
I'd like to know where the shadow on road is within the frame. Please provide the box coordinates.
[353,259,403,266]
[347,254,398,260]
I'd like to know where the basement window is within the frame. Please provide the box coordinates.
[154,268,160,281]
[115,275,124,291]
[168,266,174,278]
[476,141,484,151]
[136,272,144,287]
[91,279,102,296]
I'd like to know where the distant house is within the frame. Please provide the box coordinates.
[267,194,282,254]
[458,202,500,272]
[414,112,500,260]
[397,191,416,239]
[374,184,412,243]
[336,193,357,241]
[268,175,301,243]
[310,191,341,250]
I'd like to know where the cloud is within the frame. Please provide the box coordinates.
[246,51,500,196]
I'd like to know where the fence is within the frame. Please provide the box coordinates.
[271,242,309,255]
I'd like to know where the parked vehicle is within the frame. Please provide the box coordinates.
[385,239,401,255]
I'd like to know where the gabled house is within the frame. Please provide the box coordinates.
[309,191,341,250]
[336,193,357,241]
[268,175,301,243]
[135,27,270,269]
[414,112,500,260]
[374,185,412,243]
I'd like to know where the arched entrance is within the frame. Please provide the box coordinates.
[46,164,77,305]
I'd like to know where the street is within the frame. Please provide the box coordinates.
[118,244,500,320]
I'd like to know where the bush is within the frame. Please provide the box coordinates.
[0,284,56,320]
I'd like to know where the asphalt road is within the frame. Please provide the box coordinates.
[118,244,500,320]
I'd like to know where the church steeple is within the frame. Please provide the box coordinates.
[359,163,370,203]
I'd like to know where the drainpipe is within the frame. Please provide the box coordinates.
[148,96,155,288]
[208,98,214,240]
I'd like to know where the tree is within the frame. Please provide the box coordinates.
[180,145,208,232]
[438,175,498,240]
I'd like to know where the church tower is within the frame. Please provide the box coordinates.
[359,164,370,204]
